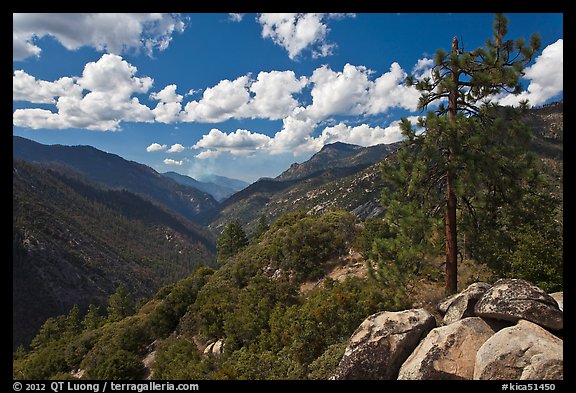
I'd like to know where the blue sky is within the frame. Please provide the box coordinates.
[13,13,563,183]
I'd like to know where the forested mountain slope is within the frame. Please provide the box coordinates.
[13,159,216,350]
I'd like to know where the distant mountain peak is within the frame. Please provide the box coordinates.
[276,142,398,182]
[320,141,361,152]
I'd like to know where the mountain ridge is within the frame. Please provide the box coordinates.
[13,136,219,224]
[162,171,247,202]
[276,141,399,182]
[207,141,402,234]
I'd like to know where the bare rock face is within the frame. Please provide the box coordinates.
[398,317,497,380]
[474,279,563,330]
[474,320,563,380]
[550,292,563,312]
[333,309,436,380]
[438,282,492,325]
[203,339,224,356]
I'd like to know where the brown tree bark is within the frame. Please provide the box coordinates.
[445,36,459,293]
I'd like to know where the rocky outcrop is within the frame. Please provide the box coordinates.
[203,339,224,356]
[336,279,563,380]
[550,292,563,312]
[474,279,563,330]
[474,320,563,380]
[398,317,496,380]
[333,309,436,380]
[438,282,491,325]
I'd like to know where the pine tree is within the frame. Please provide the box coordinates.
[252,214,270,241]
[107,283,134,322]
[65,304,82,335]
[83,304,104,331]
[217,220,249,264]
[386,13,541,293]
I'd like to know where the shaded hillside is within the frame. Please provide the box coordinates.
[13,137,219,223]
[524,101,563,207]
[13,159,216,350]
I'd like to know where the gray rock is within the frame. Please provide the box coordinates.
[550,292,563,312]
[474,320,563,380]
[398,317,497,380]
[212,339,224,355]
[203,342,215,355]
[440,282,492,324]
[333,309,436,380]
[203,339,224,356]
[474,279,563,330]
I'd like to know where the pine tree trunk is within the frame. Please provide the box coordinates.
[445,36,459,294]
[445,170,458,293]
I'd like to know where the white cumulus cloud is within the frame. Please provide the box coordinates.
[183,76,251,123]
[193,128,272,158]
[13,13,186,61]
[167,143,185,153]
[163,158,183,165]
[244,70,308,119]
[313,117,420,147]
[304,63,371,121]
[14,54,155,131]
[257,13,353,60]
[146,143,167,152]
[367,62,420,114]
[182,71,307,122]
[303,62,419,121]
[13,70,82,104]
[150,84,183,123]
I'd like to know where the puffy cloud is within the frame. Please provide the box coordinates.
[303,62,419,121]
[367,62,420,113]
[78,53,153,97]
[257,13,353,60]
[412,57,434,80]
[13,54,155,131]
[186,62,420,157]
[496,39,563,107]
[13,31,41,60]
[304,64,371,121]
[13,13,185,61]
[195,149,222,160]
[150,84,182,103]
[244,70,307,119]
[146,143,167,152]
[163,158,183,165]
[151,84,183,123]
[13,70,82,103]
[183,76,251,122]
[269,107,319,153]
[314,116,420,147]
[14,53,422,150]
[167,143,185,153]
[193,128,272,157]
[182,71,306,122]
